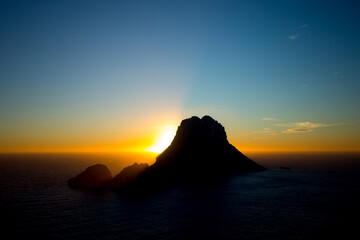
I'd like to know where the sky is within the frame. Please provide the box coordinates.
[0,0,360,153]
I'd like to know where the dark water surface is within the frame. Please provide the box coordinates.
[1,153,359,239]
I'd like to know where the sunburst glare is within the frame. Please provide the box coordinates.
[145,126,177,153]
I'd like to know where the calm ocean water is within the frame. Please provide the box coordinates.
[1,153,359,240]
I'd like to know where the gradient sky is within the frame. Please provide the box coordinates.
[1,0,359,152]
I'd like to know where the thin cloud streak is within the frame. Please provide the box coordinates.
[282,128,313,133]
[249,128,279,136]
[301,84,309,88]
[262,118,278,121]
[289,34,300,40]
[289,24,308,40]
[278,122,342,134]
[296,24,308,28]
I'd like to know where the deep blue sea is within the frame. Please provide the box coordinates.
[1,152,360,240]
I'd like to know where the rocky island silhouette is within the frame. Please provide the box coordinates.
[68,116,266,194]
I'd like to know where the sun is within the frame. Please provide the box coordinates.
[145,126,177,154]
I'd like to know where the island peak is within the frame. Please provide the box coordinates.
[68,115,265,193]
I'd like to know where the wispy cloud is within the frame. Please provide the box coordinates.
[289,24,308,40]
[289,33,300,40]
[282,128,313,133]
[262,117,278,121]
[335,71,339,75]
[301,83,309,88]
[277,122,341,134]
[251,128,279,136]
[296,24,308,29]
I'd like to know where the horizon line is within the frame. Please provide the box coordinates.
[1,149,360,154]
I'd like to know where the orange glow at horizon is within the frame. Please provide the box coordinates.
[145,126,177,153]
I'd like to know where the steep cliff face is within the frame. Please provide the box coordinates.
[174,116,227,141]
[115,116,266,194]
[151,115,265,177]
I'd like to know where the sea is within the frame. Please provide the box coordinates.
[1,152,359,240]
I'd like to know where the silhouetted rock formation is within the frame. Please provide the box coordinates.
[68,116,266,194]
[67,164,112,190]
[106,162,149,190]
[155,116,264,173]
[117,116,266,194]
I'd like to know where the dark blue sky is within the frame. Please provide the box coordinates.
[1,0,359,151]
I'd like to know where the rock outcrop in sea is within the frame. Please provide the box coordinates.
[67,164,112,190]
[106,162,149,190]
[68,116,266,193]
